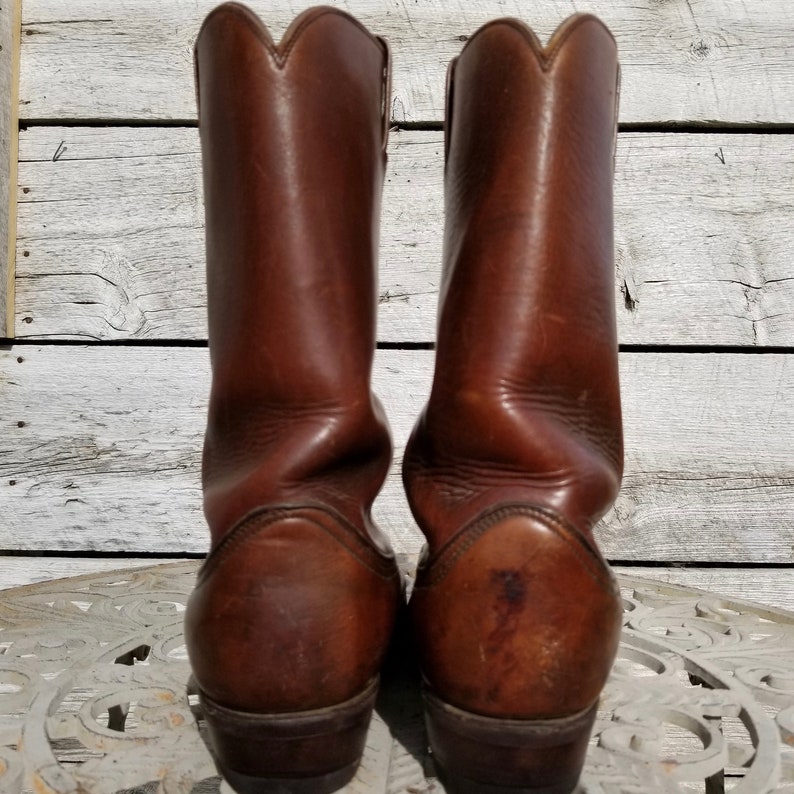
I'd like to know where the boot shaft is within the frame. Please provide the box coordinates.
[406,15,623,540]
[196,4,392,540]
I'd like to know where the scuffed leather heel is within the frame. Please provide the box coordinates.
[424,687,597,794]
[200,678,378,794]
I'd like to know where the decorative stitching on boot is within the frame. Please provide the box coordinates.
[196,3,386,71]
[198,503,399,582]
[416,502,617,595]
[459,14,617,74]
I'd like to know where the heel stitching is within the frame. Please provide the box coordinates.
[416,502,615,592]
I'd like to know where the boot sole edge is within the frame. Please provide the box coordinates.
[198,677,378,793]
[423,686,597,794]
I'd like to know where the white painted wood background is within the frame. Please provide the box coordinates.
[1,0,793,609]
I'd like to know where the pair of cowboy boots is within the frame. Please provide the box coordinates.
[184,4,623,793]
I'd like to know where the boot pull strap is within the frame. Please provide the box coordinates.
[612,63,621,175]
[193,47,201,126]
[377,35,392,152]
[443,57,457,167]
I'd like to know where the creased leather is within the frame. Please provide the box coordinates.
[185,2,402,714]
[404,14,624,720]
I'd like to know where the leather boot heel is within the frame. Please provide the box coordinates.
[424,689,597,794]
[200,678,378,794]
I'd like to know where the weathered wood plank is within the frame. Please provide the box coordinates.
[0,0,20,338]
[0,556,156,590]
[613,566,794,613]
[15,128,794,345]
[1,346,793,561]
[1,557,791,614]
[19,0,794,125]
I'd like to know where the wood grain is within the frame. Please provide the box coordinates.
[0,0,20,337]
[1,346,792,561]
[19,0,794,125]
[15,127,794,345]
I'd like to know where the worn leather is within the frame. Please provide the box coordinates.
[185,3,402,714]
[404,15,624,720]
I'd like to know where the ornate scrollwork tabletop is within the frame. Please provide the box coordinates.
[0,563,792,793]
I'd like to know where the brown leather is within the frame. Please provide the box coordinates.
[404,14,624,720]
[185,3,402,714]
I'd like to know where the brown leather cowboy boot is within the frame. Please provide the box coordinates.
[403,15,623,794]
[184,4,402,792]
